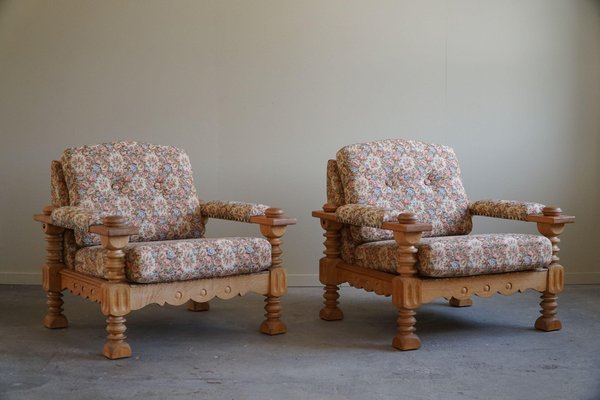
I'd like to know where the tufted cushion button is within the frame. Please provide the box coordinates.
[424,178,431,186]
[112,184,120,190]
[122,187,130,194]
[154,182,161,189]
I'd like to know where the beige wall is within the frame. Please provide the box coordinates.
[1,0,598,285]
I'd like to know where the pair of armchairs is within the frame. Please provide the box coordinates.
[35,140,573,358]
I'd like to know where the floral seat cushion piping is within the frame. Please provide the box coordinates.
[75,237,272,283]
[354,233,552,278]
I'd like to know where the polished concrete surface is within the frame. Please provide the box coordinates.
[1,284,599,400]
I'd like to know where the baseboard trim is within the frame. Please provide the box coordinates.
[1,272,598,286]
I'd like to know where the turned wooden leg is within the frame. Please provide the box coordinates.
[187,300,210,312]
[259,209,290,336]
[449,296,472,307]
[260,295,286,335]
[392,308,421,351]
[319,284,343,321]
[535,292,562,331]
[103,315,132,359]
[40,210,68,329]
[533,207,569,332]
[43,290,68,329]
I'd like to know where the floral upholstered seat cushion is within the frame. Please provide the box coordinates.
[354,234,552,278]
[335,139,472,244]
[58,142,205,247]
[75,237,272,283]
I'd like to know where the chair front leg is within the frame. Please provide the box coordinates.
[392,277,422,351]
[259,208,289,335]
[535,207,567,332]
[95,216,136,359]
[318,205,344,321]
[391,213,426,351]
[40,207,68,329]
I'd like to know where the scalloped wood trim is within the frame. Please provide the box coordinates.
[334,263,550,304]
[419,270,548,304]
[337,263,393,296]
[60,269,104,304]
[129,272,270,310]
[57,269,271,310]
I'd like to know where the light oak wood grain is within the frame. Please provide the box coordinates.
[314,204,574,351]
[35,204,296,359]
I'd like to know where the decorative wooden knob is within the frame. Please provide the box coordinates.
[43,205,55,216]
[266,208,284,218]
[323,203,337,213]
[103,215,128,228]
[398,212,417,224]
[542,206,562,217]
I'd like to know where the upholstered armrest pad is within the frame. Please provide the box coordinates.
[51,206,104,231]
[335,204,401,228]
[469,200,545,221]
[51,206,109,246]
[200,201,269,223]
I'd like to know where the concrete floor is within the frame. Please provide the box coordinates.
[1,285,599,400]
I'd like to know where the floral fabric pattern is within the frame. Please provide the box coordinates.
[75,237,272,283]
[60,142,205,246]
[63,230,78,269]
[326,159,357,264]
[340,228,357,265]
[336,139,472,243]
[336,204,401,228]
[354,234,552,278]
[326,160,345,207]
[51,206,106,246]
[50,160,69,207]
[200,201,269,223]
[469,200,545,221]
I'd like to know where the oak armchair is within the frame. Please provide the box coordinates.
[34,141,295,359]
[313,139,574,350]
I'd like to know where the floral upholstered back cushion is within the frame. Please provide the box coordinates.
[336,139,472,243]
[326,159,357,264]
[60,141,205,246]
[51,160,70,207]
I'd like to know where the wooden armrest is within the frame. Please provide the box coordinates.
[382,219,433,233]
[527,206,575,224]
[311,210,338,222]
[34,214,53,224]
[89,216,139,237]
[249,208,297,226]
[33,205,56,224]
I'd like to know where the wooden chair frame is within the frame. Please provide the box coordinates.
[35,206,296,359]
[313,204,574,350]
